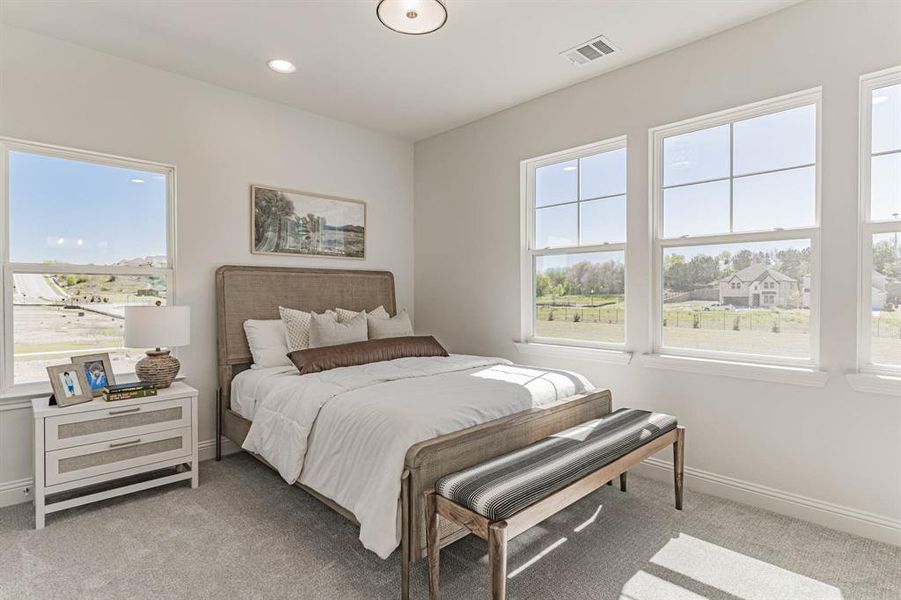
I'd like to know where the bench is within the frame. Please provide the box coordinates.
[424,408,684,600]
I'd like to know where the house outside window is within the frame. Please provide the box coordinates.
[650,89,821,364]
[521,136,627,349]
[1,140,175,389]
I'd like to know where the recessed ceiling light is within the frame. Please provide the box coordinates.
[267,59,296,74]
[563,166,577,172]
[377,0,447,35]
[130,178,145,184]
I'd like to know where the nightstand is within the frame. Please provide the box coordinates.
[32,382,199,529]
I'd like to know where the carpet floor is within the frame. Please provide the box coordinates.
[0,453,898,599]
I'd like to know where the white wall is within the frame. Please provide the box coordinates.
[0,26,414,505]
[415,1,901,544]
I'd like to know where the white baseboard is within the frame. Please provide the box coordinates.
[633,457,901,547]
[0,477,34,509]
[0,437,241,509]
[198,436,241,461]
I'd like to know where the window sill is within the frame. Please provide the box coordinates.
[639,353,828,387]
[845,373,901,396]
[513,341,633,365]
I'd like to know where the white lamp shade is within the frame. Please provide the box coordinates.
[124,305,191,349]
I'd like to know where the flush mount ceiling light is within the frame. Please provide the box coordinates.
[267,58,296,74]
[377,0,447,35]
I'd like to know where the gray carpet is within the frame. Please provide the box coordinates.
[0,453,898,599]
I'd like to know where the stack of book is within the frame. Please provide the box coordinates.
[103,382,157,402]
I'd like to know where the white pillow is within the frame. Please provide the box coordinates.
[367,310,414,340]
[335,305,390,323]
[243,319,292,368]
[279,307,336,352]
[309,312,368,348]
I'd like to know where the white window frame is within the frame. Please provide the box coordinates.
[0,137,177,393]
[520,135,627,351]
[857,66,901,375]
[649,88,822,368]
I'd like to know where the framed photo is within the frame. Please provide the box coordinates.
[47,364,92,408]
[71,353,116,397]
[251,184,366,259]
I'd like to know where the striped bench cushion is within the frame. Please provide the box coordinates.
[435,408,677,521]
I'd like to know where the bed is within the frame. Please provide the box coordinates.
[215,265,612,599]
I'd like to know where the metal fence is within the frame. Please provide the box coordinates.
[536,305,622,324]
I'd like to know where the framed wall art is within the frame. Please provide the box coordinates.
[251,184,366,259]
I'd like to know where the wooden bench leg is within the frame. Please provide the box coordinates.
[488,522,508,600]
[425,491,440,600]
[674,426,685,510]
[619,471,627,492]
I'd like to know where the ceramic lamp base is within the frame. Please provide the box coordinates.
[135,349,180,389]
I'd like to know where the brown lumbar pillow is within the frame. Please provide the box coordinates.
[288,336,449,375]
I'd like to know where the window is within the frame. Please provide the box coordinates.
[650,90,820,364]
[2,141,174,388]
[522,137,626,348]
[859,67,901,373]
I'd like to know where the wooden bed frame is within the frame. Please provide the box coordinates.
[214,265,613,599]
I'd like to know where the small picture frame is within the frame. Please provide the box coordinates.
[71,353,116,397]
[47,364,92,408]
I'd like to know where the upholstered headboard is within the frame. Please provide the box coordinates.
[216,265,396,368]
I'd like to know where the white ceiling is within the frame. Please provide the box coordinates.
[0,0,798,141]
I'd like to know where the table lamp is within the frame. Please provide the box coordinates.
[124,304,190,388]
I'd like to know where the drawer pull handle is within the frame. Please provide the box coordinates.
[109,438,142,448]
[108,407,141,416]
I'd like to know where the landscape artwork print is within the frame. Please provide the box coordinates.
[252,185,366,258]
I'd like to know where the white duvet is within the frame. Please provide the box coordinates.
[242,354,594,559]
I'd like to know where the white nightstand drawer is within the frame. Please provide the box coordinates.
[45,427,192,486]
[45,397,191,450]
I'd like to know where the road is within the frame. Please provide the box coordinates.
[15,273,128,319]
[13,274,66,304]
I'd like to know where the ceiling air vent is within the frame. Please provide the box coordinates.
[561,35,619,66]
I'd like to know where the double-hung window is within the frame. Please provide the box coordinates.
[522,136,626,348]
[859,67,901,373]
[1,140,175,390]
[650,89,821,364]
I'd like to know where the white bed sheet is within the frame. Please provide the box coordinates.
[239,355,594,559]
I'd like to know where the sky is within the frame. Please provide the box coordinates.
[9,151,168,265]
[535,91,900,251]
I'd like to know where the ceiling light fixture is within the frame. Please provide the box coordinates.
[377,0,447,35]
[130,178,145,184]
[267,58,296,74]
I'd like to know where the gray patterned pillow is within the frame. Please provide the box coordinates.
[335,305,390,323]
[308,311,368,348]
[279,306,337,352]
[367,310,413,340]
